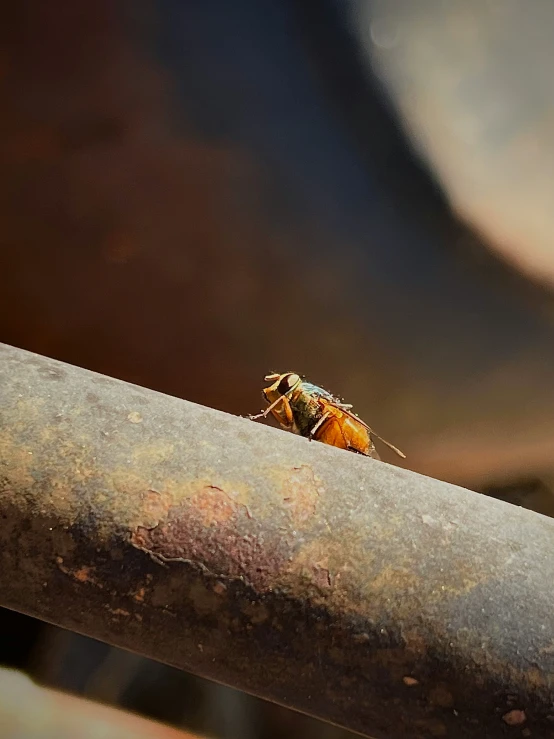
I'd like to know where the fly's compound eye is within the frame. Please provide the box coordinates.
[278,373,300,395]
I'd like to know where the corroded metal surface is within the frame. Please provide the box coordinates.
[0,668,197,739]
[0,342,553,738]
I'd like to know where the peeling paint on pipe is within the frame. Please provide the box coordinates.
[0,343,553,738]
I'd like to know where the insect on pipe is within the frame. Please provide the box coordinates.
[250,372,405,460]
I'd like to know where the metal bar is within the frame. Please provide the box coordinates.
[0,342,553,739]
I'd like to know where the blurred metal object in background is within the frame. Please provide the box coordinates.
[0,667,198,739]
[351,0,554,288]
[1,343,553,739]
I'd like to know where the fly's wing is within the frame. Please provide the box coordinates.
[370,431,405,458]
[327,404,406,459]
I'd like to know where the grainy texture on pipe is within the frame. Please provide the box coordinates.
[0,343,553,739]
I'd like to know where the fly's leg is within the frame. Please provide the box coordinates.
[272,396,294,427]
[248,394,285,420]
[248,411,268,420]
[307,411,332,441]
[249,395,295,427]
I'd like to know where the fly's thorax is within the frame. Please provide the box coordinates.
[300,382,336,402]
[289,386,323,437]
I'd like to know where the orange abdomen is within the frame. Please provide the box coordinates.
[313,408,379,459]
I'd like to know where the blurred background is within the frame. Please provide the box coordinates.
[2,0,554,736]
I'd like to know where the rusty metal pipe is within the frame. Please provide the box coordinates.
[0,342,553,738]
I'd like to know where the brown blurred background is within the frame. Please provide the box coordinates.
[2,0,554,736]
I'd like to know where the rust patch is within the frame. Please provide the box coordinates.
[192,485,237,526]
[503,709,526,726]
[131,485,293,590]
[56,560,103,588]
[107,607,131,617]
[73,566,93,583]
[140,488,174,525]
[403,676,419,686]
[311,561,332,589]
[0,433,35,495]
